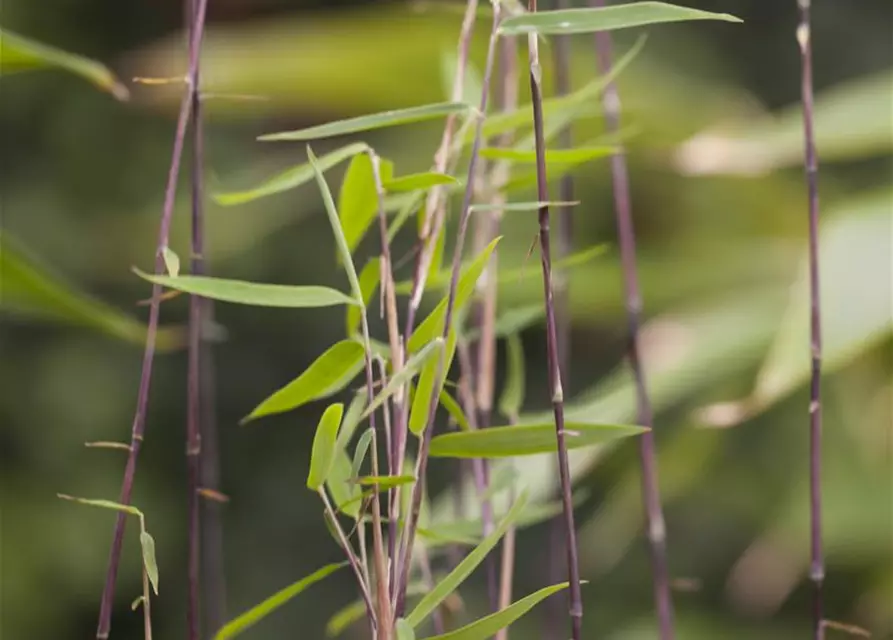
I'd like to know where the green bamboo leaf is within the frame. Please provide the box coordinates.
[57,494,143,519]
[350,428,375,480]
[417,205,447,287]
[139,531,160,595]
[0,27,128,99]
[493,305,544,337]
[346,258,382,336]
[161,246,180,277]
[440,49,483,106]
[134,270,357,309]
[499,334,526,422]
[0,232,183,350]
[429,422,647,458]
[407,237,501,353]
[334,153,395,259]
[384,172,460,193]
[350,474,416,488]
[470,201,578,214]
[397,619,417,640]
[363,338,444,419]
[479,146,614,163]
[440,387,472,432]
[327,449,361,519]
[326,584,429,637]
[409,330,458,436]
[214,562,348,640]
[243,340,365,423]
[419,583,572,640]
[407,490,529,628]
[498,2,741,36]
[213,143,368,206]
[336,389,368,450]
[259,102,473,141]
[307,404,346,490]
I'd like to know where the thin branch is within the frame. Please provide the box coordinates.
[589,2,675,638]
[796,1,825,637]
[526,1,583,638]
[394,6,504,616]
[96,3,208,636]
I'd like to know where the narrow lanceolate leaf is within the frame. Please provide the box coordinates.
[498,2,741,36]
[327,450,361,519]
[479,146,614,163]
[134,271,357,308]
[213,143,368,206]
[0,232,182,350]
[335,153,395,259]
[396,619,417,640]
[407,237,501,353]
[243,340,365,423]
[307,404,346,490]
[161,246,180,277]
[214,562,348,640]
[139,531,160,595]
[429,422,648,458]
[0,27,128,100]
[57,494,143,520]
[346,258,382,337]
[350,475,416,488]
[470,201,579,214]
[350,428,375,480]
[499,334,526,422]
[419,583,572,640]
[362,338,444,419]
[440,388,472,432]
[409,330,458,436]
[406,491,529,629]
[384,172,460,193]
[337,389,368,450]
[259,102,473,141]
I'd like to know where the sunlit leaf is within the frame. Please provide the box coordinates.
[259,102,472,141]
[499,334,526,422]
[214,562,348,640]
[363,338,444,419]
[480,146,614,163]
[407,237,501,353]
[498,3,741,36]
[407,490,529,628]
[334,153,394,259]
[385,172,460,193]
[134,270,357,308]
[0,232,182,349]
[0,27,128,99]
[346,258,382,337]
[409,330,458,436]
[419,583,572,639]
[213,143,368,206]
[429,422,647,458]
[139,531,160,595]
[397,618,417,640]
[350,474,416,488]
[307,404,346,490]
[243,340,365,422]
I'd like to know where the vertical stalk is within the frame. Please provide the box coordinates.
[590,2,675,638]
[796,1,825,637]
[526,2,583,637]
[95,3,208,636]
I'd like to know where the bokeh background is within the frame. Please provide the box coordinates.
[1,1,891,639]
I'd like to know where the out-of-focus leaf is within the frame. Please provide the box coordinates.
[259,102,472,141]
[385,172,459,193]
[57,494,143,520]
[674,71,893,175]
[134,270,357,308]
[419,583,571,640]
[139,531,159,595]
[326,583,428,637]
[407,491,529,628]
[350,475,416,488]
[363,338,444,419]
[0,233,182,349]
[335,153,394,259]
[498,3,740,36]
[499,334,526,422]
[440,49,483,106]
[409,330,458,436]
[213,143,368,206]
[479,146,614,163]
[244,340,365,423]
[440,387,472,432]
[408,237,501,353]
[470,201,578,214]
[161,246,180,277]
[418,205,447,286]
[346,258,381,337]
[494,305,544,337]
[214,562,347,640]
[430,422,647,458]
[0,27,128,99]
[307,404,345,490]
[397,618,416,640]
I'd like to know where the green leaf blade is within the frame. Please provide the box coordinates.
[384,172,460,193]
[307,404,346,490]
[139,531,160,595]
[498,334,526,422]
[347,258,382,336]
[363,337,444,419]
[333,153,394,262]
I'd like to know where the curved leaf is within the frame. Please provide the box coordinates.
[307,404,345,490]
[334,152,394,259]
[409,330,458,436]
[363,338,444,419]
[139,531,159,595]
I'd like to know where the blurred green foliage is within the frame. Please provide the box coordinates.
[0,1,890,639]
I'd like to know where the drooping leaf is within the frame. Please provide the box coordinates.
[214,562,348,640]
[406,490,529,628]
[498,3,741,36]
[213,143,368,206]
[419,583,572,640]
[56,494,143,520]
[362,338,444,419]
[307,404,346,491]
[479,146,614,164]
[334,153,395,260]
[161,246,180,277]
[243,340,365,423]
[429,422,647,458]
[139,531,160,595]
[336,389,368,449]
[440,387,472,432]
[327,450,361,519]
[470,201,579,214]
[134,270,357,309]
[397,618,417,640]
[386,172,459,193]
[0,232,182,350]
[259,102,472,141]
[0,27,128,99]
[499,334,526,422]
[350,428,375,480]
[346,258,382,336]
[407,237,501,353]
[350,475,416,488]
